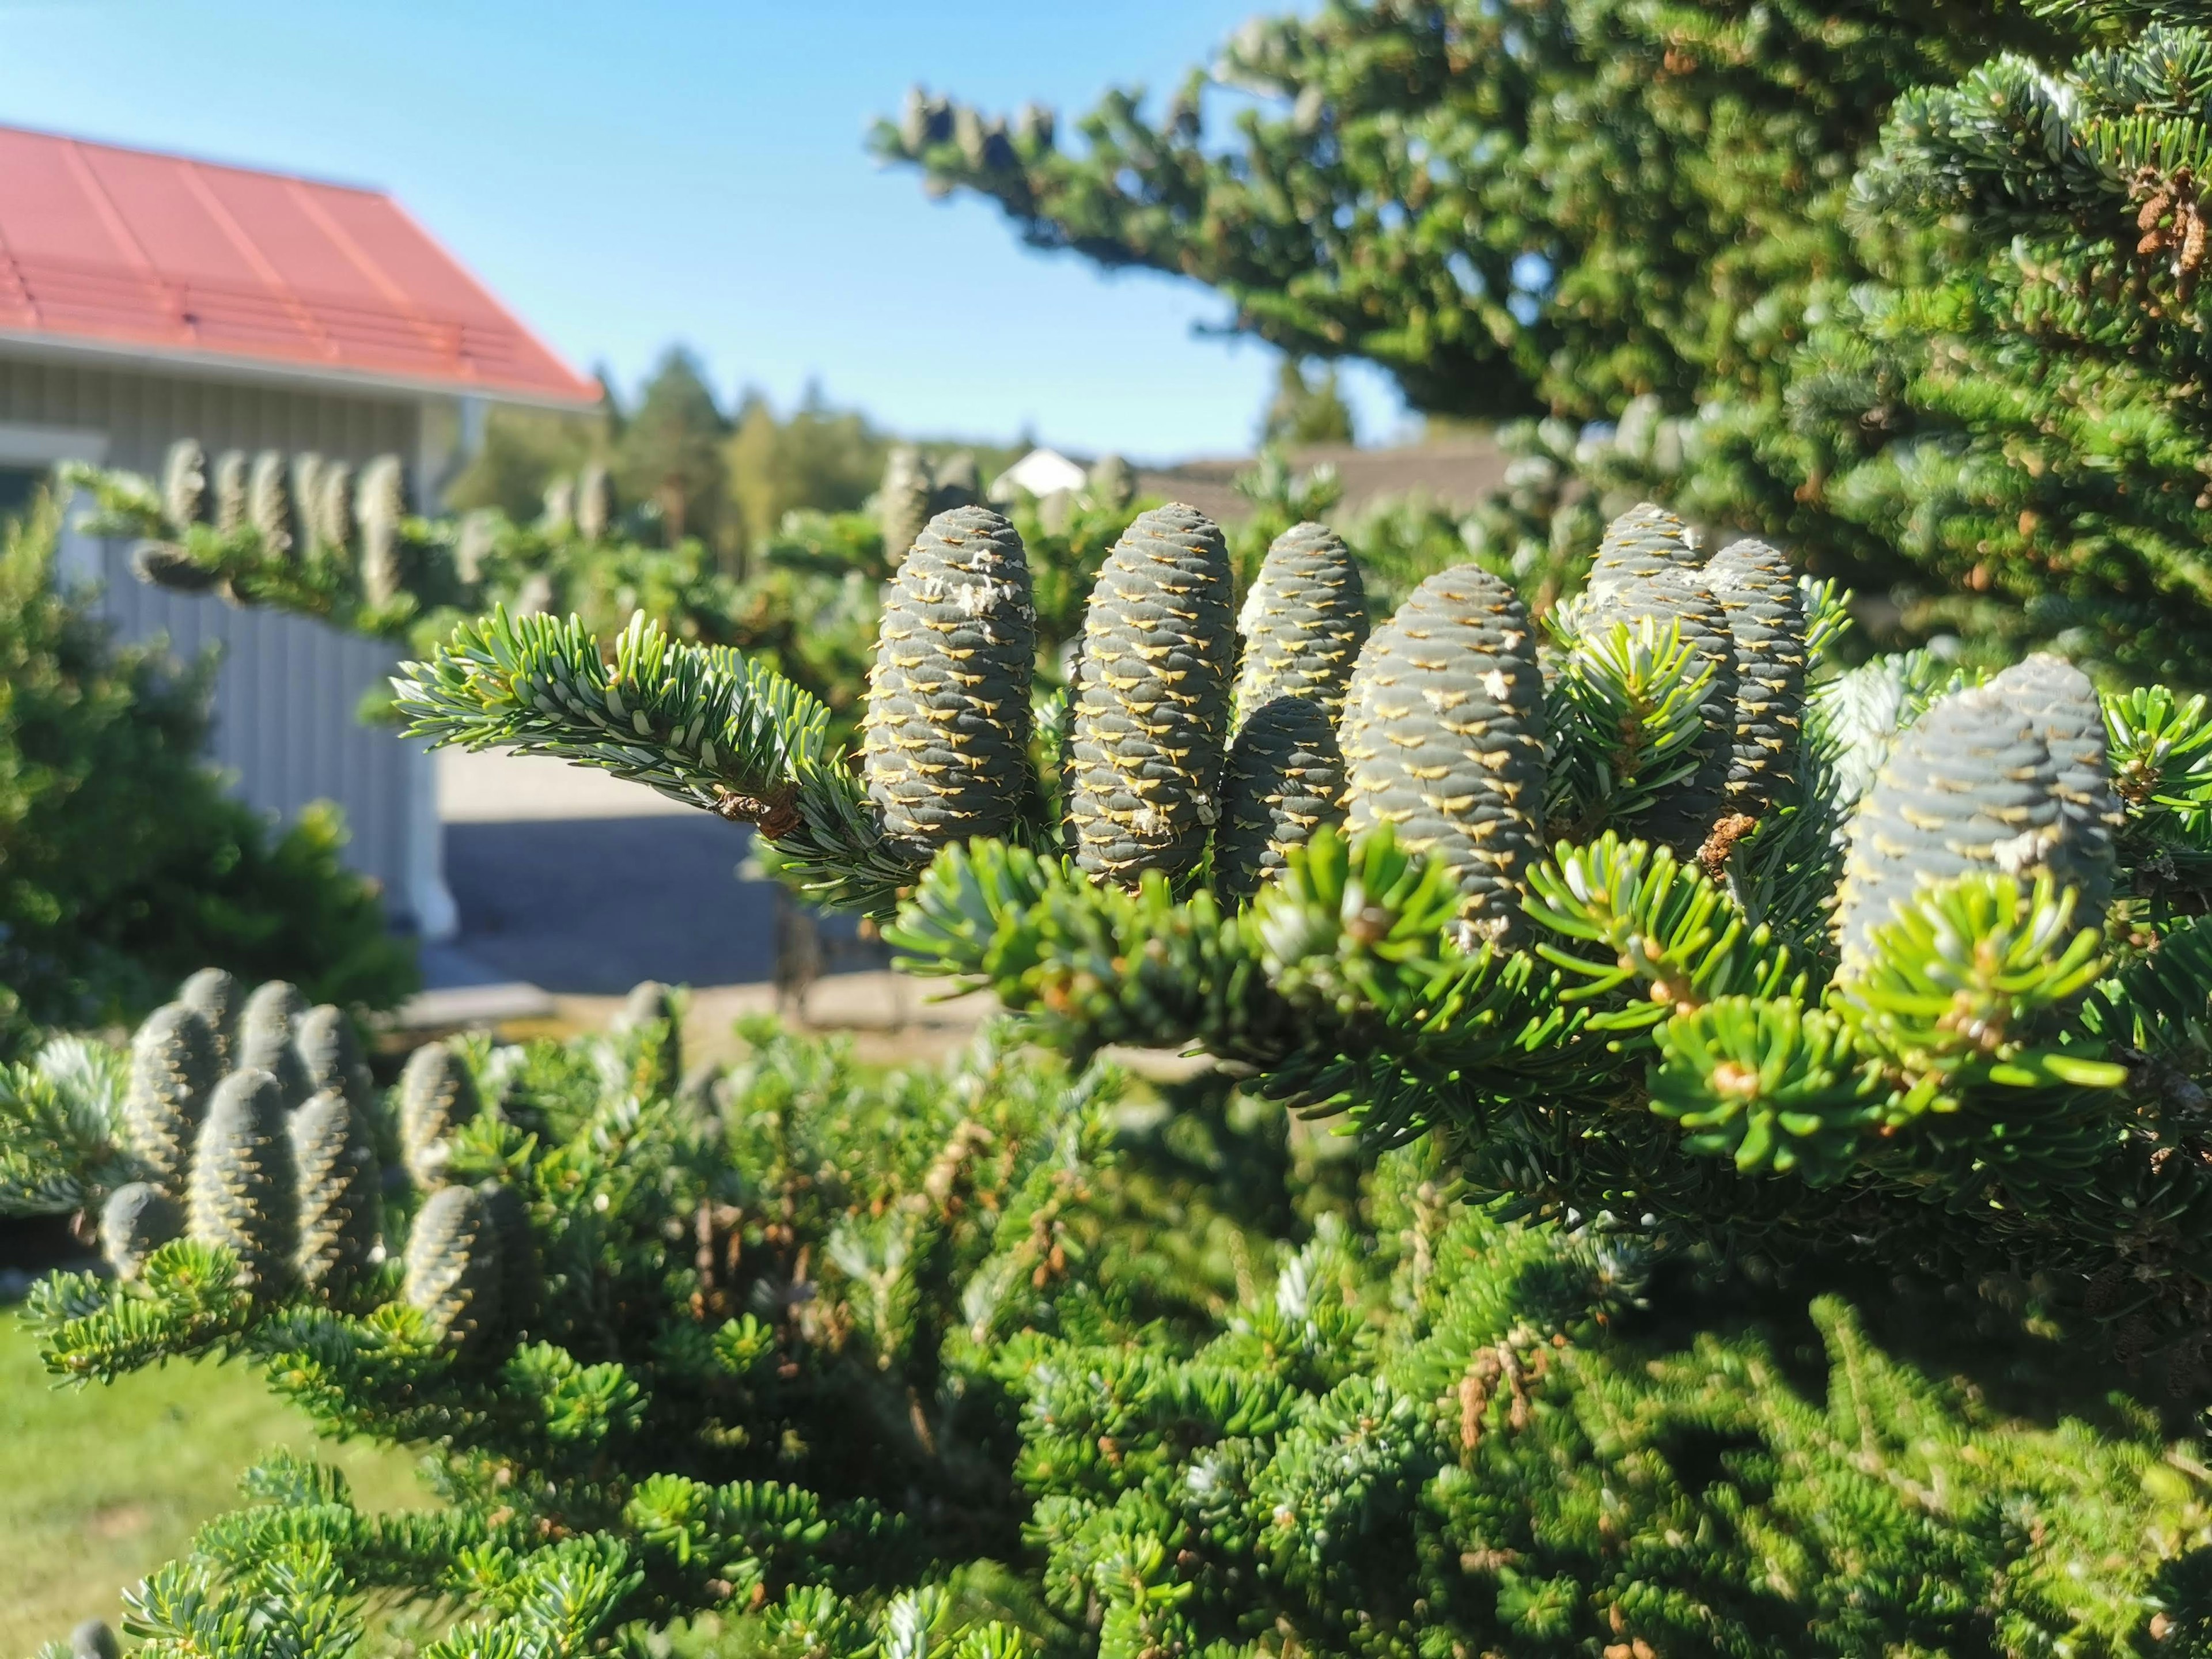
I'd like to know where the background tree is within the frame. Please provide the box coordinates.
[873,3,2212,675]
[725,383,891,556]
[1259,355,1355,447]
[614,346,731,554]
[445,400,610,525]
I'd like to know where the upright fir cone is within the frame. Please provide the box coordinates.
[212,450,250,536]
[861,505,1037,855]
[1833,680,2083,963]
[1233,521,1369,727]
[356,454,407,607]
[291,1088,381,1298]
[1586,502,1702,597]
[476,1179,540,1335]
[575,462,614,541]
[295,1005,372,1115]
[878,445,935,570]
[1987,654,2122,918]
[1217,696,1346,902]
[619,979,683,1100]
[405,1184,503,1352]
[1584,567,1739,851]
[123,1002,218,1191]
[101,1181,183,1283]
[247,450,294,558]
[1068,503,1237,884]
[1704,538,1806,815]
[177,967,241,1073]
[290,453,326,545]
[160,438,207,531]
[187,1069,295,1293]
[400,1041,479,1189]
[237,980,312,1107]
[1339,565,1547,942]
[312,459,355,559]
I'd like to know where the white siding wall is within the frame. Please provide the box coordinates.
[0,353,450,932]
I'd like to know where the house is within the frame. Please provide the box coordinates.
[987,446,1089,502]
[0,123,599,938]
[1132,437,1510,527]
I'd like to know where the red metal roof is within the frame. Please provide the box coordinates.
[0,124,599,406]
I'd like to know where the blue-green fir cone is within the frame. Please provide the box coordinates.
[877,445,935,571]
[1339,564,1547,943]
[861,505,1038,855]
[294,1005,372,1115]
[211,450,249,536]
[1987,653,2122,918]
[187,1069,296,1293]
[399,1041,478,1189]
[1586,502,1702,596]
[177,967,240,1073]
[101,1181,183,1283]
[290,1088,382,1297]
[1834,680,2083,963]
[247,449,293,556]
[404,1183,503,1352]
[1217,695,1347,903]
[160,438,206,529]
[71,1620,119,1659]
[237,980,312,1108]
[123,1002,217,1192]
[1232,520,1369,726]
[1069,503,1237,884]
[356,454,408,607]
[1704,537,1806,814]
[476,1179,539,1335]
[620,979,682,1095]
[1584,567,1740,851]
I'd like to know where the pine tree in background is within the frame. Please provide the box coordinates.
[869,2,2212,677]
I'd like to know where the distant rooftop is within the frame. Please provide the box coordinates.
[0,124,599,407]
[1133,437,1509,525]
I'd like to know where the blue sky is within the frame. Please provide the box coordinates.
[0,1,1407,461]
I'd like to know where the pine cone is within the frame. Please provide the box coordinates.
[295,1004,372,1114]
[400,1041,479,1189]
[101,1181,183,1282]
[247,450,294,558]
[188,1069,296,1293]
[1068,503,1237,884]
[862,505,1038,854]
[160,438,207,531]
[1218,696,1346,902]
[619,980,682,1097]
[71,1620,119,1659]
[575,462,613,541]
[476,1179,539,1335]
[291,1088,381,1297]
[1088,453,1136,510]
[124,1002,218,1191]
[356,454,407,606]
[129,541,219,593]
[1234,521,1369,727]
[211,450,250,536]
[930,451,980,516]
[1987,654,2122,919]
[312,459,354,559]
[1704,538,1806,815]
[1834,680,2079,960]
[177,967,240,1073]
[878,445,935,570]
[238,980,312,1107]
[1339,565,1547,942]
[1587,502,1701,596]
[1583,567,1739,851]
[404,1184,502,1352]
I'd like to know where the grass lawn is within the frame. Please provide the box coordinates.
[0,1312,426,1654]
